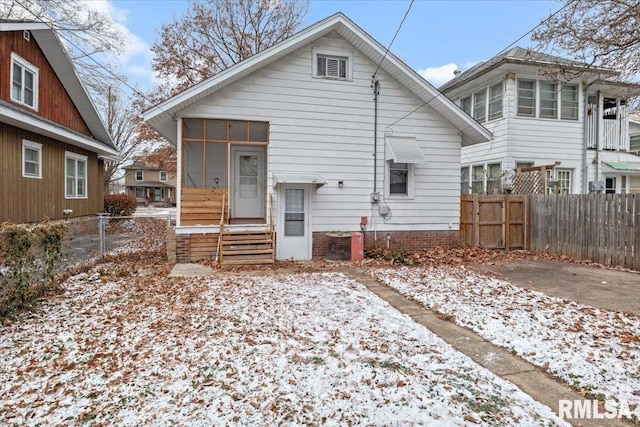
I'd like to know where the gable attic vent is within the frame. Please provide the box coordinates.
[23,30,30,41]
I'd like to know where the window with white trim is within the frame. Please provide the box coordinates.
[517,79,579,120]
[22,140,42,179]
[135,170,143,181]
[461,167,470,194]
[546,168,573,194]
[160,171,167,181]
[135,187,144,198]
[312,47,352,80]
[11,53,38,110]
[472,165,484,194]
[515,161,534,169]
[486,163,502,195]
[466,162,503,194]
[459,80,503,123]
[65,152,87,199]
[388,161,410,196]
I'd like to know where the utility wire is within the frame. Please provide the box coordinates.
[387,0,577,129]
[374,0,415,76]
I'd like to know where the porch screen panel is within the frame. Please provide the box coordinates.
[284,189,305,236]
[205,142,228,189]
[183,141,204,188]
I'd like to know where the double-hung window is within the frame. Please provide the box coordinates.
[135,170,143,181]
[460,81,503,122]
[160,171,168,181]
[22,140,42,179]
[518,79,578,120]
[389,161,409,195]
[539,82,558,118]
[65,152,87,199]
[473,89,487,123]
[561,85,579,120]
[11,53,38,110]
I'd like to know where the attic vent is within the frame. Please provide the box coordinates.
[23,30,30,41]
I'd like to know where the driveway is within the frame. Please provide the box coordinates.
[470,259,640,316]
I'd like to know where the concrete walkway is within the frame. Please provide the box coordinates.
[168,263,633,426]
[342,269,633,427]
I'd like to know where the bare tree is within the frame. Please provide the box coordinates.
[1,0,126,99]
[532,0,640,81]
[151,0,309,93]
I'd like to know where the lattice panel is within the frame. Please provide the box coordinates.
[512,170,545,194]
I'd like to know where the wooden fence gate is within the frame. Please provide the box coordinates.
[460,194,528,251]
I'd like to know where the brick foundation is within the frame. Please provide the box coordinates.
[176,233,191,263]
[312,230,458,259]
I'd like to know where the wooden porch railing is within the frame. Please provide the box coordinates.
[180,188,228,226]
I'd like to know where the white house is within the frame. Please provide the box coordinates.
[440,47,640,195]
[144,13,491,265]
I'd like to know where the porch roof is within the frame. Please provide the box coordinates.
[272,173,327,187]
[603,161,640,172]
[143,13,492,147]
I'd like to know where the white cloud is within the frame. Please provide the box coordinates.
[417,63,460,86]
[81,0,154,88]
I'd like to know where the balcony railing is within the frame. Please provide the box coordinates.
[586,106,630,151]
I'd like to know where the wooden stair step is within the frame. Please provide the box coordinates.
[222,239,272,246]
[223,248,273,256]
[221,258,274,266]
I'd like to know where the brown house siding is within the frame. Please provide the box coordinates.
[0,31,91,136]
[1,123,104,223]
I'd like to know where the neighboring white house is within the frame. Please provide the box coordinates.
[440,47,640,195]
[144,13,491,264]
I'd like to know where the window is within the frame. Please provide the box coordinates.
[605,177,616,194]
[561,84,579,120]
[461,167,470,194]
[472,165,484,194]
[547,169,573,194]
[312,47,352,80]
[460,81,503,122]
[389,161,409,195]
[460,96,472,116]
[160,171,167,181]
[11,53,38,109]
[473,89,486,123]
[135,170,143,181]
[486,163,502,195]
[22,140,42,179]
[539,82,557,118]
[65,152,87,199]
[515,161,534,169]
[488,82,503,120]
[518,79,579,120]
[517,79,536,117]
[135,187,144,198]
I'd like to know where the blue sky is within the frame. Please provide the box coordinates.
[104,0,561,90]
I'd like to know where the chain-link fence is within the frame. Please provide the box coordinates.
[61,213,173,271]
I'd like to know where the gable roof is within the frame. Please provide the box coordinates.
[144,12,491,146]
[439,46,616,93]
[0,20,117,157]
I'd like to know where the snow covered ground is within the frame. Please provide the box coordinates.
[372,266,640,420]
[0,267,568,426]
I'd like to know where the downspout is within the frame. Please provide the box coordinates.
[583,78,599,193]
[595,90,601,185]
[372,75,380,194]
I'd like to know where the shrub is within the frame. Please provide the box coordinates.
[0,221,67,318]
[104,193,137,216]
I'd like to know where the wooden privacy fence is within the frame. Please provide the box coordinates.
[460,194,528,251]
[529,194,640,271]
[461,194,640,271]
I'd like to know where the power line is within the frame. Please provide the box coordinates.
[387,0,578,129]
[374,0,415,77]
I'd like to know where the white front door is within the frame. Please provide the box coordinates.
[277,184,311,260]
[233,147,264,218]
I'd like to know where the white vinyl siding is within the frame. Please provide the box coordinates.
[22,140,42,179]
[11,53,38,110]
[180,34,464,232]
[65,152,87,199]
